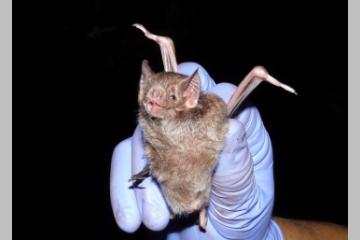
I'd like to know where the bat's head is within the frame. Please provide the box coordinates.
[138,60,201,119]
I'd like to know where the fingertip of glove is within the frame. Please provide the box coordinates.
[142,204,170,231]
[115,207,142,233]
[113,137,132,156]
[207,82,237,103]
[227,119,245,139]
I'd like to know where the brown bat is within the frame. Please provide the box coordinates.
[129,24,296,231]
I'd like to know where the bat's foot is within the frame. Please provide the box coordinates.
[129,164,151,188]
[199,208,208,232]
[129,173,146,182]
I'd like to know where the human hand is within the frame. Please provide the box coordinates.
[110,62,283,239]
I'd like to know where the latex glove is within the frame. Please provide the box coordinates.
[110,62,284,239]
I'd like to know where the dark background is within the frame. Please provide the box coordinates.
[60,0,347,239]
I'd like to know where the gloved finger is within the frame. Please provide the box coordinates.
[207,82,237,104]
[208,119,260,239]
[166,232,182,240]
[178,62,216,91]
[207,83,276,239]
[110,137,141,233]
[235,102,275,196]
[208,82,274,196]
[211,118,254,195]
[209,82,274,194]
[131,125,171,231]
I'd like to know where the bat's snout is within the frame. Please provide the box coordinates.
[144,97,166,117]
[146,88,167,105]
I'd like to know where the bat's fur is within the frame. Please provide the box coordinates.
[134,60,228,219]
[130,60,349,236]
[130,24,347,236]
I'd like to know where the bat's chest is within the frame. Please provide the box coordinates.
[159,120,214,148]
[150,121,225,166]
[142,114,228,172]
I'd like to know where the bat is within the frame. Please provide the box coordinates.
[129,24,297,231]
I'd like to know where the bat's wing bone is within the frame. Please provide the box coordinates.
[227,66,297,117]
[133,23,178,73]
[132,24,297,116]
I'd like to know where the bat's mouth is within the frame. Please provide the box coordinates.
[144,100,166,117]
[148,100,165,109]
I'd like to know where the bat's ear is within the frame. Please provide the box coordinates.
[141,59,153,80]
[139,59,153,102]
[183,68,201,109]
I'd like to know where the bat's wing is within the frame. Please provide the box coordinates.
[133,23,178,73]
[227,66,297,117]
[132,24,297,117]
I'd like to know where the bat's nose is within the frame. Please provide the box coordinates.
[148,88,165,103]
[146,95,166,108]
[152,90,163,99]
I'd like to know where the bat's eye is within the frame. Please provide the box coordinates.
[170,95,177,101]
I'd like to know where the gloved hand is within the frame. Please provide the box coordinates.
[110,62,284,239]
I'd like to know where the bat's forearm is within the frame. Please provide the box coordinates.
[132,24,297,118]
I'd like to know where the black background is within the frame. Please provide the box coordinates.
[59,0,346,239]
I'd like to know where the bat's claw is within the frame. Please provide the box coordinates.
[129,174,147,181]
[129,174,147,189]
[129,164,151,184]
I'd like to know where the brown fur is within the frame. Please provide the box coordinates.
[131,61,348,235]
[134,60,228,220]
[131,27,345,236]
[139,93,228,214]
